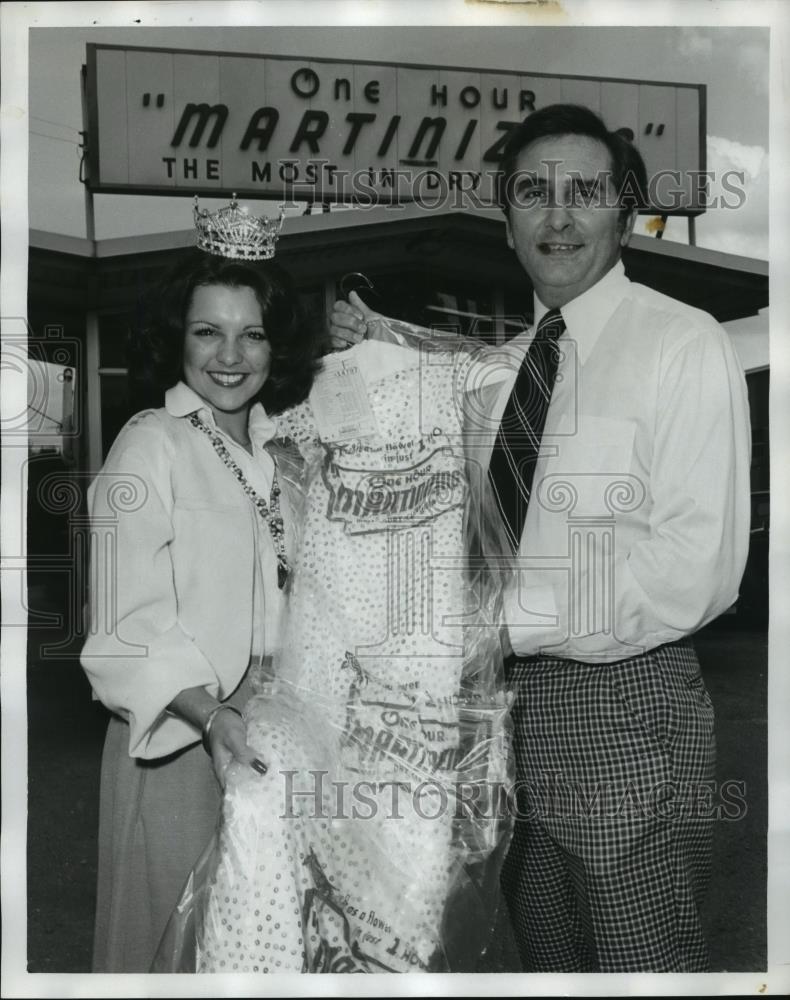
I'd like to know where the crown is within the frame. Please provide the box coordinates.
[193,194,285,260]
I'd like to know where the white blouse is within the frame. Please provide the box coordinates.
[81,382,297,758]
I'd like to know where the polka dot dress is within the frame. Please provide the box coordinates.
[196,343,508,973]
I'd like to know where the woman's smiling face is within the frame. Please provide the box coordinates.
[182,283,272,427]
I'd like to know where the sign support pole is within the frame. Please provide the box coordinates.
[80,65,96,251]
[80,63,101,472]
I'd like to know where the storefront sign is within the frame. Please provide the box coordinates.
[85,44,706,213]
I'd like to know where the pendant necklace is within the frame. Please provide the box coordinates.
[189,413,289,589]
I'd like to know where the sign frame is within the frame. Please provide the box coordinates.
[83,43,707,216]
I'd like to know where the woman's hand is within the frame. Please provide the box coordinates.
[329,290,379,350]
[205,706,267,790]
[167,686,267,790]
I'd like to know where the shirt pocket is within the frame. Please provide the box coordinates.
[540,416,637,517]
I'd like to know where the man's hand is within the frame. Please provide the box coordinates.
[329,290,380,350]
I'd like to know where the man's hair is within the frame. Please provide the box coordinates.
[129,250,321,414]
[496,103,649,221]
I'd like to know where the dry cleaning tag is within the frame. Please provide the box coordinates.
[310,353,378,442]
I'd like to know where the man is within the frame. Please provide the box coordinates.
[330,104,751,972]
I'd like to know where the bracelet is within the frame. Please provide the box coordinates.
[201,703,242,755]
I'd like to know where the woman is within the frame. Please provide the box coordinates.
[80,248,319,973]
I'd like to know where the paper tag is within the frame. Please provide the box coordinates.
[310,354,378,442]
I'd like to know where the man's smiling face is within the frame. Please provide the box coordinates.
[505,133,636,308]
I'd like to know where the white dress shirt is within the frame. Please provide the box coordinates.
[464,260,752,662]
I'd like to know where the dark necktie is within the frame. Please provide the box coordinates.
[488,307,566,552]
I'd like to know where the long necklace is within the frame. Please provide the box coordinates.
[189,413,289,589]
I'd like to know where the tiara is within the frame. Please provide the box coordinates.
[193,194,285,260]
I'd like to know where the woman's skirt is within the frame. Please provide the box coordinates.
[92,715,221,972]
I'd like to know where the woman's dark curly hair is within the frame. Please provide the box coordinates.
[129,250,321,414]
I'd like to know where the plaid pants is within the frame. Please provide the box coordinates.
[500,639,715,973]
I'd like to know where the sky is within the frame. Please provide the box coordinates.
[24,19,770,257]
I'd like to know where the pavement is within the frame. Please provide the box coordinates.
[24,612,767,974]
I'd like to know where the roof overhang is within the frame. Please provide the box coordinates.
[29,204,767,323]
